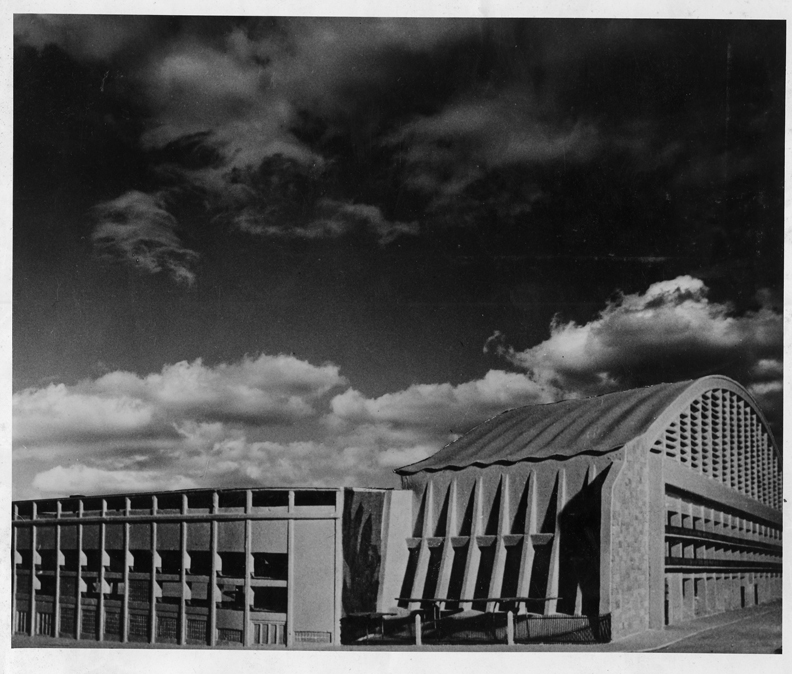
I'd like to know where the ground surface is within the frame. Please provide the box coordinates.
[651,604,782,653]
[12,601,782,653]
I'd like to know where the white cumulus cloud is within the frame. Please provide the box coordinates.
[486,275,782,436]
[14,354,346,449]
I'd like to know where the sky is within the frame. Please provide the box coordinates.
[11,15,784,500]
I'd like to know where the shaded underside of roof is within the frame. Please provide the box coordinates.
[396,379,696,475]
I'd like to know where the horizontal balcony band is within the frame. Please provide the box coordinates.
[406,534,528,549]
[396,596,558,603]
[665,525,782,554]
[664,556,782,572]
[13,511,340,525]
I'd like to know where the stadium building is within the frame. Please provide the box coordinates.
[12,375,782,647]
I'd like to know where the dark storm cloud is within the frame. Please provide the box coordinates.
[13,17,785,498]
[14,14,161,61]
[15,17,784,292]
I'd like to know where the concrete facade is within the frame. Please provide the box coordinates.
[11,376,782,646]
[393,375,783,641]
[12,487,411,648]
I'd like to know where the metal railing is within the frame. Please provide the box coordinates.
[341,597,611,646]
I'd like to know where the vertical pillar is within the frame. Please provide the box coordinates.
[179,493,188,646]
[667,574,683,625]
[705,575,717,615]
[75,516,83,640]
[333,489,343,646]
[286,490,295,648]
[408,482,434,611]
[434,480,457,609]
[29,504,37,637]
[460,478,483,610]
[516,471,537,614]
[11,505,17,633]
[487,475,510,612]
[414,612,422,646]
[574,585,583,616]
[506,609,514,645]
[647,452,665,629]
[122,498,130,643]
[243,515,251,648]
[53,501,61,638]
[209,492,218,647]
[713,574,724,613]
[98,517,106,642]
[544,470,566,615]
[150,512,157,645]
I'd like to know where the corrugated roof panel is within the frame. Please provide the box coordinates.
[396,379,695,475]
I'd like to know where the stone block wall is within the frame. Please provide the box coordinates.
[608,441,650,638]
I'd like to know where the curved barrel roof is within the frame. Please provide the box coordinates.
[396,379,698,475]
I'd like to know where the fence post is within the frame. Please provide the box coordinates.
[507,610,514,645]
[414,612,422,646]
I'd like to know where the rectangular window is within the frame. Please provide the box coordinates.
[294,491,336,507]
[187,551,212,576]
[217,552,246,578]
[216,584,244,608]
[252,586,287,613]
[129,579,150,603]
[251,491,288,509]
[252,553,287,580]
[217,491,246,513]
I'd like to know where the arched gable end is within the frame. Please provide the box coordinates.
[643,376,781,510]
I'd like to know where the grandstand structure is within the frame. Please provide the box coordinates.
[12,375,782,646]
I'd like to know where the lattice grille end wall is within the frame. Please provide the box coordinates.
[651,389,781,509]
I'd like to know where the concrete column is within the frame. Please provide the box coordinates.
[544,470,566,615]
[409,483,434,610]
[29,510,37,637]
[53,523,61,637]
[487,475,510,612]
[75,515,83,640]
[434,481,457,608]
[460,478,483,610]
[667,574,683,625]
[98,520,106,641]
[122,514,130,643]
[209,492,219,647]
[150,516,157,645]
[177,494,188,646]
[11,507,16,633]
[286,490,295,648]
[647,452,665,629]
[333,489,343,646]
[681,576,694,621]
[243,516,251,647]
[515,472,537,614]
